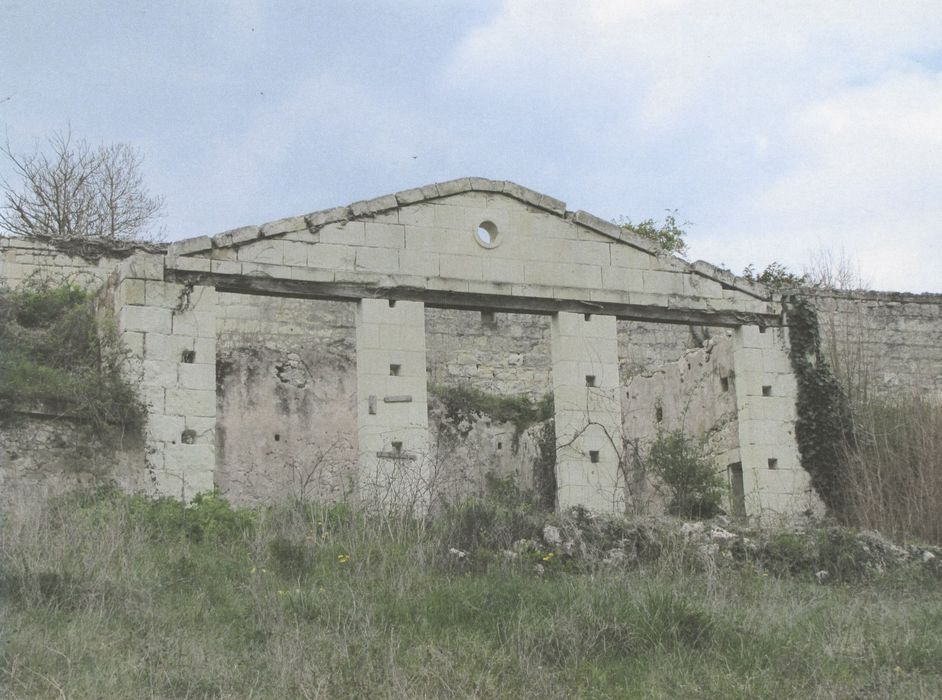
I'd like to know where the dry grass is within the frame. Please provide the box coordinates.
[2,490,942,698]
[840,396,942,544]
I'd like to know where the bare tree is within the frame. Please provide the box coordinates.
[803,247,870,291]
[0,131,164,242]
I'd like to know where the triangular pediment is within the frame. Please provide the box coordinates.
[165,178,773,322]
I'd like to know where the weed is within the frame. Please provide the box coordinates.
[645,430,724,519]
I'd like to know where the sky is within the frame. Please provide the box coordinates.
[1,1,940,292]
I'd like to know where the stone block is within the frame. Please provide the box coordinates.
[363,222,405,249]
[147,414,186,443]
[168,236,213,257]
[212,225,260,248]
[210,259,242,275]
[289,266,335,282]
[241,262,292,278]
[161,443,216,477]
[237,240,285,265]
[112,279,145,309]
[305,206,351,230]
[170,256,212,274]
[398,203,435,227]
[144,332,193,363]
[119,254,164,281]
[282,241,310,267]
[141,385,166,413]
[398,251,439,277]
[178,363,216,391]
[356,247,400,274]
[142,359,178,387]
[122,330,145,356]
[119,305,172,334]
[319,221,365,245]
[165,388,216,418]
[260,215,307,238]
[307,243,356,270]
[439,254,483,281]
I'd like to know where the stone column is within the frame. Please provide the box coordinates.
[551,312,624,513]
[729,325,821,517]
[355,299,430,510]
[111,254,218,500]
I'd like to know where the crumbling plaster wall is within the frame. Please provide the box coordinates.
[621,336,739,512]
[215,295,358,504]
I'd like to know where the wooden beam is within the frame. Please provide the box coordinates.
[167,269,781,328]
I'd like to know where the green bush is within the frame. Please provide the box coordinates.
[646,431,724,519]
[0,278,145,437]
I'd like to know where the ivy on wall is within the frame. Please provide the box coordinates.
[785,295,854,513]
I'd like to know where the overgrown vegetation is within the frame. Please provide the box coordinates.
[840,396,942,545]
[645,431,724,519]
[742,261,806,291]
[3,489,942,698]
[614,211,689,256]
[0,278,144,439]
[429,384,554,442]
[785,295,854,514]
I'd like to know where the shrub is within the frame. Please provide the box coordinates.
[0,277,145,438]
[646,431,724,519]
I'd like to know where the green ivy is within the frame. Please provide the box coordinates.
[785,296,854,513]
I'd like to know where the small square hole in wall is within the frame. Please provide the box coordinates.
[389,364,401,376]
[481,310,496,327]
[584,313,592,321]
[655,406,664,423]
[589,450,600,463]
[181,350,196,364]
[720,376,729,392]
[388,299,396,308]
[585,375,597,388]
[497,441,503,451]
[274,433,280,442]
[759,326,767,334]
[762,385,773,397]
[391,441,403,454]
[768,458,779,470]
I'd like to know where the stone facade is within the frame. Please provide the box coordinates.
[3,177,939,517]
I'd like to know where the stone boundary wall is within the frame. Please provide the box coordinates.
[0,237,129,289]
[795,289,942,400]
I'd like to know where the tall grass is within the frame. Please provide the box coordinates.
[3,490,942,698]
[840,396,942,544]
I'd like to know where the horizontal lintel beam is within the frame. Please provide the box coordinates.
[166,269,781,328]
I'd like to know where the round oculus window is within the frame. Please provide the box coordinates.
[474,220,500,248]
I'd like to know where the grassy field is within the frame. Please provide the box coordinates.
[3,491,942,699]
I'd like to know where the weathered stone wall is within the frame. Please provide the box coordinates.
[0,413,149,513]
[215,295,358,504]
[797,289,942,401]
[621,336,739,512]
[0,236,145,290]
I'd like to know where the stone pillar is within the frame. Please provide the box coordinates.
[551,312,624,512]
[355,299,430,510]
[111,254,218,500]
[729,325,821,517]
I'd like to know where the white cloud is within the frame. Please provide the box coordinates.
[450,0,942,291]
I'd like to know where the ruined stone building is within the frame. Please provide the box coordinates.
[2,178,940,517]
